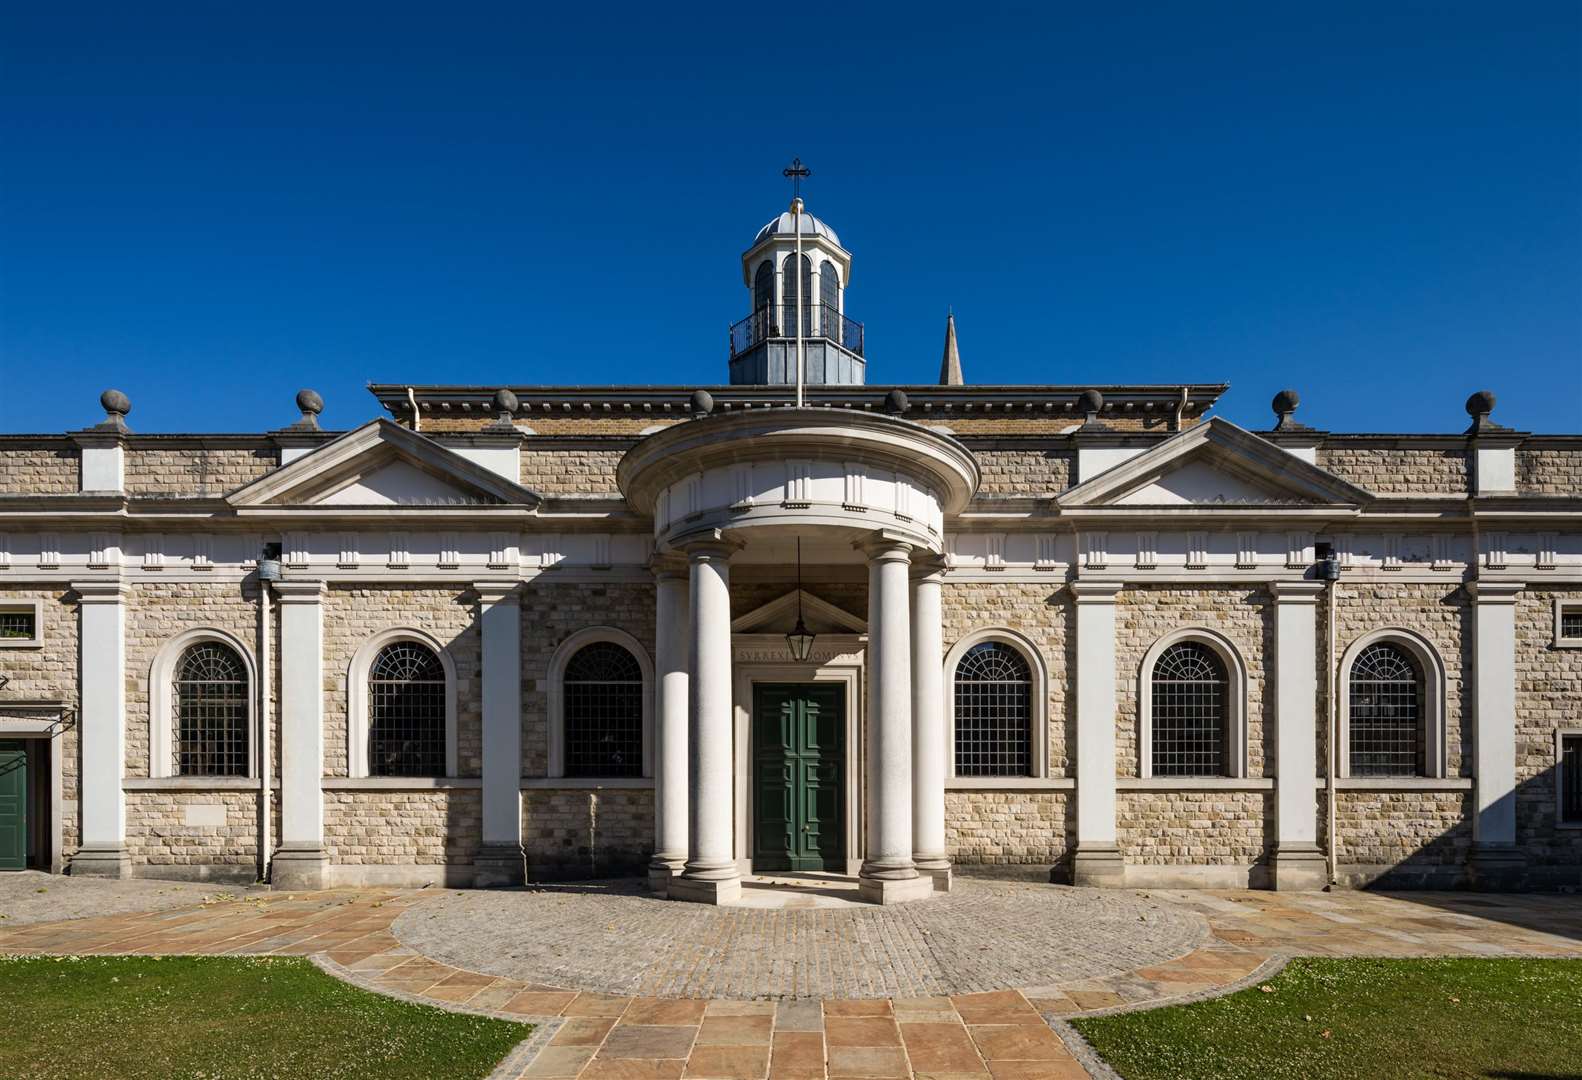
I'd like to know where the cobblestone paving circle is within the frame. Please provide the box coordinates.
[392,879,1211,1000]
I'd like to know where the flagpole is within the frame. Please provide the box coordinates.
[793,195,805,408]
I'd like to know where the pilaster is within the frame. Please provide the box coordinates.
[475,581,525,887]
[1071,580,1124,887]
[72,580,130,878]
[1269,581,1328,891]
[273,579,328,889]
[1469,580,1525,886]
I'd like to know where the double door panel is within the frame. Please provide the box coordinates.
[753,684,844,873]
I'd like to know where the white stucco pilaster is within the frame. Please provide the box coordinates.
[670,539,740,904]
[1071,580,1124,886]
[1469,580,1523,880]
[72,580,130,877]
[1270,581,1327,890]
[475,581,525,886]
[650,561,691,892]
[910,560,950,889]
[273,579,328,889]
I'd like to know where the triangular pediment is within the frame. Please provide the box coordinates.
[1059,418,1371,509]
[731,589,867,635]
[227,420,540,508]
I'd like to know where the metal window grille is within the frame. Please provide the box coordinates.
[368,642,446,777]
[1562,735,1582,824]
[1561,609,1582,640]
[953,642,1032,777]
[0,611,35,639]
[1349,642,1423,777]
[175,643,249,777]
[1150,642,1227,777]
[564,642,644,778]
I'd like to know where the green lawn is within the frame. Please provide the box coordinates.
[1073,957,1582,1080]
[0,955,530,1080]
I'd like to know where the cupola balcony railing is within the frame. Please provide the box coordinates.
[729,303,865,359]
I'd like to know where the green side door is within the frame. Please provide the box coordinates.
[0,741,26,871]
[752,683,844,873]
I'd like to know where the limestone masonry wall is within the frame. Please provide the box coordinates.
[0,586,80,854]
[1317,446,1469,495]
[1117,791,1272,865]
[322,586,481,777]
[124,447,276,497]
[969,449,1073,496]
[325,789,481,867]
[1331,791,1471,870]
[1514,587,1582,866]
[125,790,262,880]
[1517,449,1582,496]
[524,788,652,878]
[520,446,628,496]
[0,445,77,494]
[946,791,1071,865]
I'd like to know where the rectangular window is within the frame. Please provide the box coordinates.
[0,601,41,648]
[1559,602,1582,645]
[1562,733,1582,826]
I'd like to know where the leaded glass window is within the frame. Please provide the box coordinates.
[1151,642,1227,777]
[1561,607,1582,642]
[780,253,813,335]
[564,642,644,778]
[175,642,249,777]
[1349,642,1423,777]
[954,642,1032,777]
[754,260,774,316]
[368,641,446,777]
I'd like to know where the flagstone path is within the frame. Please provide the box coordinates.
[2,879,1579,1080]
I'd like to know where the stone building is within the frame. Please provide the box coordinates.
[1,201,1579,901]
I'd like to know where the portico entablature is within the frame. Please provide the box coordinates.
[617,408,980,556]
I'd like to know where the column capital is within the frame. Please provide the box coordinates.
[678,530,742,561]
[1468,580,1524,604]
[473,580,521,604]
[648,553,690,581]
[272,579,327,603]
[1269,580,1326,603]
[1069,579,1123,603]
[856,530,914,562]
[910,553,948,582]
[71,580,127,603]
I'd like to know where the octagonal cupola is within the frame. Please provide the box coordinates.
[730,196,863,386]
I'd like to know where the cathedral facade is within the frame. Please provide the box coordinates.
[1,203,1579,901]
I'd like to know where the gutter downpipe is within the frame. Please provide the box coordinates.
[258,576,273,883]
[794,200,805,409]
[406,386,420,432]
[1173,386,1188,431]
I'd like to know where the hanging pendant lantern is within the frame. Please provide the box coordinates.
[786,537,816,662]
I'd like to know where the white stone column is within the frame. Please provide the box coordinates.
[73,580,130,877]
[860,536,930,904]
[1071,580,1124,887]
[650,559,690,894]
[475,582,525,887]
[911,559,950,891]
[670,539,740,904]
[273,579,328,889]
[1270,581,1327,890]
[1469,580,1524,885]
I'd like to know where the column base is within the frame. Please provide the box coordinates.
[271,845,329,890]
[1071,844,1126,888]
[648,858,684,897]
[915,857,953,893]
[1469,845,1527,891]
[71,844,131,879]
[668,873,742,905]
[473,843,526,888]
[859,873,934,905]
[1271,843,1329,891]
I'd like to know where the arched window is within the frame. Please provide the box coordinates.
[781,253,813,333]
[174,642,249,777]
[1150,642,1227,777]
[953,642,1033,777]
[368,641,447,777]
[1348,642,1423,777]
[563,642,645,778]
[819,261,840,338]
[754,260,774,316]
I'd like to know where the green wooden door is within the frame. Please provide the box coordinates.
[0,741,26,871]
[752,684,845,873]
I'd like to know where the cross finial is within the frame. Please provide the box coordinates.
[782,157,811,201]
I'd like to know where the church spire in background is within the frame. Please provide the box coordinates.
[939,310,964,385]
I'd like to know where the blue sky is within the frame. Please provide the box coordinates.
[2,3,1578,435]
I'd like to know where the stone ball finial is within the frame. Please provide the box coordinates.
[493,388,519,416]
[296,389,324,416]
[884,388,909,415]
[689,389,715,417]
[1077,388,1105,420]
[1272,388,1300,418]
[100,389,131,418]
[1466,390,1496,420]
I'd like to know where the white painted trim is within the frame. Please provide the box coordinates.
[943,627,1051,780]
[346,627,459,779]
[545,626,654,779]
[947,777,1073,791]
[1118,776,1272,791]
[1554,598,1582,648]
[147,627,258,780]
[1556,727,1582,828]
[1137,626,1249,779]
[323,776,478,791]
[1333,776,1472,791]
[1337,627,1448,779]
[0,597,44,648]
